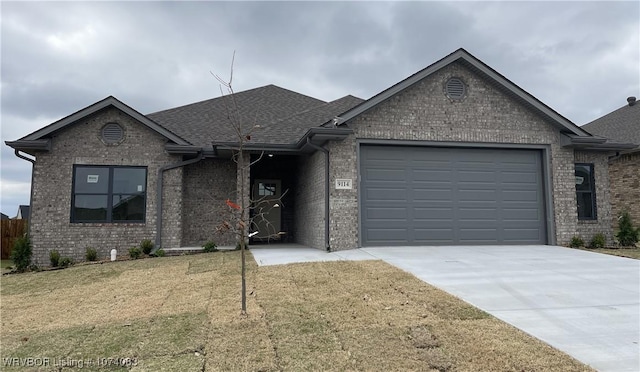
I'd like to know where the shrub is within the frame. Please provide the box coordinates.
[129,246,142,259]
[49,250,61,267]
[59,257,74,267]
[589,233,606,249]
[140,239,154,255]
[85,247,98,261]
[11,235,32,272]
[202,241,218,253]
[154,249,166,257]
[569,236,585,248]
[617,211,639,247]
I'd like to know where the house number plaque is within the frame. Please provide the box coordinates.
[335,179,353,190]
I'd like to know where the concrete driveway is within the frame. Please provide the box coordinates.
[252,245,639,372]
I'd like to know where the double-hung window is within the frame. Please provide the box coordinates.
[575,163,597,220]
[72,166,147,223]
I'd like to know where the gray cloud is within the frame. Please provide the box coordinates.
[1,1,638,214]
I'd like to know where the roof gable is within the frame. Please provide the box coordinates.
[334,48,590,137]
[10,96,190,147]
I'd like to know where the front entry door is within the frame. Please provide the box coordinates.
[252,179,282,240]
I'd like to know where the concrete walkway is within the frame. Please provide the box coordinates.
[251,245,640,372]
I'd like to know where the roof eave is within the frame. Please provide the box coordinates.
[210,127,354,157]
[5,139,51,153]
[164,144,202,155]
[561,134,638,151]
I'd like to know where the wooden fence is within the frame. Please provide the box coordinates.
[1,219,28,259]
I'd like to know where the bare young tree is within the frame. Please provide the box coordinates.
[212,53,287,315]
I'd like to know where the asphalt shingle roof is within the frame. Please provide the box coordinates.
[147,85,362,147]
[582,99,640,145]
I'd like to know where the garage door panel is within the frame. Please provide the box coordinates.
[459,228,499,242]
[361,145,546,246]
[457,170,497,183]
[414,228,455,242]
[365,229,409,243]
[502,207,540,220]
[413,207,454,219]
[366,188,408,201]
[365,168,406,181]
[458,208,499,220]
[413,169,454,181]
[503,228,542,241]
[502,171,538,183]
[413,188,455,201]
[366,207,407,220]
[458,189,499,201]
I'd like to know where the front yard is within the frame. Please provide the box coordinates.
[1,252,593,371]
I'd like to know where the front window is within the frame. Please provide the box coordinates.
[72,166,147,223]
[575,163,596,220]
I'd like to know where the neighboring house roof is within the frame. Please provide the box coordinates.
[16,205,30,220]
[582,97,640,147]
[0,213,9,220]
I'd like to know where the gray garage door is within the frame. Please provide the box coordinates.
[360,145,546,246]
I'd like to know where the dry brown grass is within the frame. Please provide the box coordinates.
[0,251,594,371]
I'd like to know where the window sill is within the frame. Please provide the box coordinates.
[577,219,599,224]
[70,222,146,226]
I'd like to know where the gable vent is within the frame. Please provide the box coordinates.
[101,123,124,144]
[445,77,466,99]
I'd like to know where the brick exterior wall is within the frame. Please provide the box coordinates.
[28,107,184,265]
[182,159,237,247]
[326,61,594,250]
[293,152,325,249]
[609,152,640,229]
[574,151,614,244]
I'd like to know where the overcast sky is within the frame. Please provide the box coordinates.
[1,1,639,216]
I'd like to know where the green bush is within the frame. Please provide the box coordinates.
[49,250,61,267]
[154,249,166,257]
[85,247,98,261]
[569,236,585,248]
[140,239,154,255]
[129,246,142,259]
[59,257,74,267]
[589,233,606,249]
[202,241,218,253]
[11,235,32,272]
[617,211,639,247]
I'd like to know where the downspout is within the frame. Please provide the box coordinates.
[14,150,35,236]
[154,152,204,250]
[305,137,331,251]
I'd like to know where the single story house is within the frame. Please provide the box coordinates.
[7,48,637,264]
[582,97,640,228]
